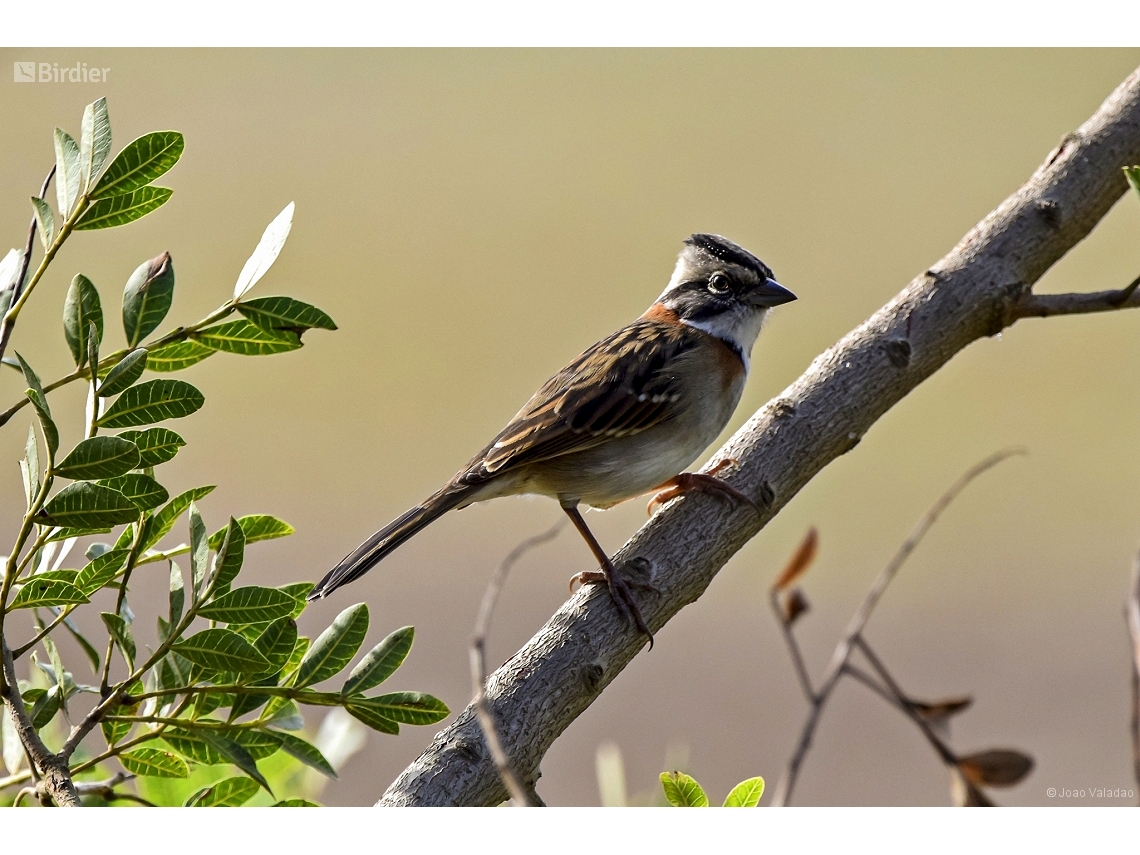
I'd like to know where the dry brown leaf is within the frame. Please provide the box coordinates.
[773,527,818,592]
[910,695,974,723]
[958,749,1034,788]
[781,588,810,625]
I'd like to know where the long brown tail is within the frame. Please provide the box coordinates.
[308,485,471,600]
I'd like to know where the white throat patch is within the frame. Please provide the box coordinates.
[679,305,768,373]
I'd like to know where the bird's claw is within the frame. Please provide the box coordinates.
[646,460,762,517]
[569,557,656,648]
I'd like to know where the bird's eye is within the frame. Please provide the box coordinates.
[707,274,730,295]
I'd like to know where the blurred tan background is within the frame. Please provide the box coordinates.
[2,49,1140,806]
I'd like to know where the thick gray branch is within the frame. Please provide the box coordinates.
[379,66,1140,807]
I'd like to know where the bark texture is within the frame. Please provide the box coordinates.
[379,67,1140,807]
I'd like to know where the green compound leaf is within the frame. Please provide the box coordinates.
[30,196,55,250]
[119,748,189,778]
[122,253,175,347]
[98,348,148,397]
[16,353,58,457]
[39,481,140,528]
[75,548,129,595]
[348,691,449,726]
[211,517,246,594]
[116,427,184,467]
[293,603,369,689]
[252,618,298,675]
[54,128,81,218]
[79,97,112,194]
[208,514,295,550]
[63,274,103,366]
[98,379,204,428]
[97,472,168,510]
[722,776,765,807]
[199,586,296,625]
[54,436,140,480]
[271,731,337,779]
[341,626,414,696]
[172,628,271,674]
[143,485,215,551]
[9,578,89,610]
[661,771,709,807]
[100,611,136,670]
[343,700,399,734]
[90,131,184,199]
[184,776,260,807]
[145,340,216,373]
[75,186,172,230]
[193,319,301,356]
[237,296,337,333]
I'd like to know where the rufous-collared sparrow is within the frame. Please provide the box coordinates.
[310,234,795,644]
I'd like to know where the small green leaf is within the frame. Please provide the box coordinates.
[97,472,168,510]
[116,427,184,467]
[121,253,175,347]
[348,691,449,726]
[172,629,271,674]
[343,700,399,734]
[75,548,129,595]
[193,731,271,793]
[722,776,765,807]
[208,514,295,550]
[98,378,204,428]
[185,775,260,807]
[273,798,319,806]
[30,196,55,250]
[16,354,58,457]
[142,485,215,550]
[79,97,112,194]
[1125,166,1140,198]
[98,348,148,397]
[271,731,337,779]
[189,501,208,593]
[119,748,189,778]
[31,685,62,730]
[75,186,172,230]
[294,604,369,689]
[55,436,140,480]
[101,611,136,670]
[252,618,297,675]
[341,626,414,696]
[39,481,139,528]
[661,771,709,807]
[169,560,185,625]
[145,340,216,372]
[212,517,246,594]
[237,296,337,333]
[47,526,112,543]
[233,202,294,300]
[43,635,67,705]
[91,131,184,199]
[54,128,81,217]
[163,729,224,765]
[62,274,104,367]
[199,587,296,625]
[193,320,301,356]
[21,424,40,509]
[264,698,303,731]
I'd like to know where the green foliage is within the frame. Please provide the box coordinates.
[0,99,427,808]
[659,771,765,807]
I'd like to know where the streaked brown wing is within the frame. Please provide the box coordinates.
[475,318,698,476]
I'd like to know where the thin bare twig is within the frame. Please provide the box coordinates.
[1127,550,1140,796]
[1013,274,1140,319]
[470,518,566,807]
[770,449,1021,806]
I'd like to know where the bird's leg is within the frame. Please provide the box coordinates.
[646,458,763,517]
[562,505,654,647]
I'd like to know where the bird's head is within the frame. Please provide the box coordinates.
[655,233,795,366]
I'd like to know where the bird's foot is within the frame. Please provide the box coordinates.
[647,459,763,517]
[570,557,656,648]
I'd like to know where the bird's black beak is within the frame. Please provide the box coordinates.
[750,277,797,307]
